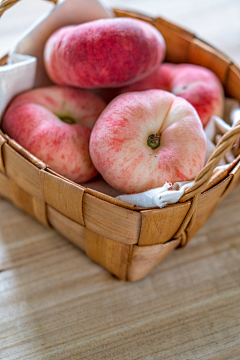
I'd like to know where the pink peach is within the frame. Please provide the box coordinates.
[90,89,206,194]
[120,63,224,127]
[44,17,166,88]
[2,86,106,183]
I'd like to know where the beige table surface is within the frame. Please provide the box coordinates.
[1,0,240,359]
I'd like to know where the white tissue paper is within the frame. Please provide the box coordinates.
[116,181,195,208]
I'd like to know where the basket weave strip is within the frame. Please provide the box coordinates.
[6,136,47,170]
[188,38,232,84]
[173,193,200,246]
[0,0,57,17]
[48,205,86,251]
[0,54,8,66]
[226,64,240,101]
[138,202,191,246]
[127,238,181,281]
[0,135,6,173]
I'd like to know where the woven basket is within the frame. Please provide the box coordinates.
[1,0,240,281]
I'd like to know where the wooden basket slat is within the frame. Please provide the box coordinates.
[228,158,240,181]
[84,187,136,210]
[8,179,35,217]
[154,17,195,38]
[137,174,232,248]
[7,179,48,226]
[196,174,233,221]
[0,54,8,66]
[153,22,192,64]
[225,64,240,102]
[138,201,191,246]
[32,196,49,227]
[3,143,44,199]
[187,175,232,241]
[85,228,132,280]
[127,238,181,282]
[0,133,6,173]
[5,137,47,170]
[47,205,86,251]
[82,193,141,245]
[0,171,10,199]
[188,38,231,84]
[202,167,230,193]
[40,170,85,226]
[47,168,136,210]
[201,155,240,194]
[221,160,240,199]
[113,8,154,23]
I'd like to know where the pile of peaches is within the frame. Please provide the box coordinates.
[2,17,224,194]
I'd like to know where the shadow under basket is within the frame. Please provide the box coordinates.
[1,5,240,281]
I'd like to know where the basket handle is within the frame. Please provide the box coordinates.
[180,122,240,203]
[174,122,240,247]
[0,0,58,17]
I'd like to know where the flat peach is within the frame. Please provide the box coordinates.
[2,86,106,183]
[90,89,206,194]
[44,17,166,88]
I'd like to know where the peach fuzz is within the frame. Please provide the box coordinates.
[90,89,206,194]
[120,63,224,127]
[43,17,166,89]
[2,86,106,183]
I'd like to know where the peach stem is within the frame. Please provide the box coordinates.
[59,116,76,124]
[147,134,161,150]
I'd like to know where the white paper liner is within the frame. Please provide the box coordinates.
[116,181,194,208]
[0,1,239,209]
